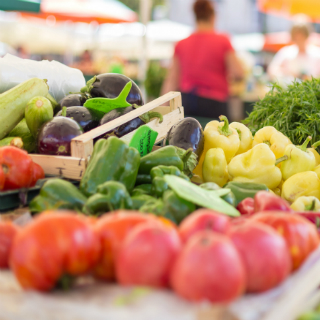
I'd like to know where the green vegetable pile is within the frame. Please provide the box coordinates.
[244,78,320,145]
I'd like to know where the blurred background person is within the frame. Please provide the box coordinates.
[268,15,320,85]
[71,49,98,75]
[161,0,244,119]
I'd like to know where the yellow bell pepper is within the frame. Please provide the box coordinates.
[281,171,320,203]
[252,126,291,159]
[291,196,320,212]
[193,115,240,177]
[202,148,229,187]
[309,140,320,166]
[280,136,316,181]
[314,164,320,179]
[228,143,282,190]
[229,122,253,155]
[272,188,281,196]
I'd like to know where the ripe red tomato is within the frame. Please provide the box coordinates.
[0,165,5,191]
[116,222,181,287]
[30,162,45,187]
[0,221,19,268]
[251,212,320,270]
[0,146,33,190]
[10,212,101,291]
[170,231,246,303]
[178,209,231,243]
[93,211,157,281]
[230,221,291,293]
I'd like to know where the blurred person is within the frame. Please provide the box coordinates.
[161,0,244,119]
[16,46,29,59]
[268,15,320,84]
[71,50,97,75]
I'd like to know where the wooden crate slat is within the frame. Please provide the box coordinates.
[120,107,184,144]
[30,154,87,180]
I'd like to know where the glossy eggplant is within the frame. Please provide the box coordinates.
[82,73,144,106]
[165,117,204,157]
[56,106,99,132]
[55,93,89,114]
[100,105,163,138]
[37,115,83,156]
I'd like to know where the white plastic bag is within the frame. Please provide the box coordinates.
[0,54,86,102]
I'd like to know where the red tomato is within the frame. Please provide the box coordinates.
[0,146,33,190]
[170,231,246,303]
[116,222,181,288]
[0,221,19,269]
[30,162,45,187]
[178,209,231,243]
[230,221,291,293]
[0,165,5,191]
[10,212,101,291]
[251,212,320,270]
[93,211,157,281]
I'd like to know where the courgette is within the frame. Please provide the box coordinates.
[0,78,49,139]
[7,119,36,153]
[0,137,23,148]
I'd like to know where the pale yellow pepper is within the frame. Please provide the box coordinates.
[193,116,240,177]
[314,164,320,179]
[272,188,281,196]
[229,122,253,155]
[309,140,320,166]
[252,126,291,159]
[281,171,320,203]
[202,148,229,187]
[228,143,282,190]
[291,196,320,212]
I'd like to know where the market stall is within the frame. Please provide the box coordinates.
[2,46,320,320]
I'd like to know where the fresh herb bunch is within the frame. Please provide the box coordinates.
[244,78,320,145]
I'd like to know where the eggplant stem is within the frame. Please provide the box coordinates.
[139,111,163,124]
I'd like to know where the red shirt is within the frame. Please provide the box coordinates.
[174,31,234,102]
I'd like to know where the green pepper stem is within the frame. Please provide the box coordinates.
[275,155,288,165]
[139,112,163,124]
[56,274,75,291]
[298,136,312,152]
[312,140,320,149]
[218,115,233,137]
[305,199,316,211]
[61,106,67,117]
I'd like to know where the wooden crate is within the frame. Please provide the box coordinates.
[30,92,184,180]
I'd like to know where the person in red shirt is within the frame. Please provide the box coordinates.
[161,0,244,119]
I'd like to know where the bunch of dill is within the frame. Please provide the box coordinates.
[244,78,320,145]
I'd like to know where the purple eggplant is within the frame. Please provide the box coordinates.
[55,93,89,114]
[99,105,163,138]
[37,109,83,156]
[165,118,204,157]
[81,73,144,106]
[56,106,99,132]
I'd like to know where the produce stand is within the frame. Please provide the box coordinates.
[29,91,183,180]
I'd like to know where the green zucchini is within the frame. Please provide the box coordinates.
[7,119,36,153]
[0,137,23,148]
[0,78,49,140]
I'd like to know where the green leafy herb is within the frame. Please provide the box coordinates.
[243,78,320,146]
[163,175,240,217]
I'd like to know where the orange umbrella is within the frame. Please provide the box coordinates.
[258,0,320,21]
[263,32,320,52]
[20,0,137,24]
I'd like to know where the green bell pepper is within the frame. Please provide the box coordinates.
[131,184,152,196]
[150,165,190,198]
[139,198,166,216]
[162,190,196,224]
[138,146,198,178]
[83,181,132,216]
[200,182,237,207]
[223,181,269,206]
[131,194,156,210]
[29,178,87,213]
[80,137,140,197]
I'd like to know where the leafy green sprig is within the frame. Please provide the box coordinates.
[243,78,320,146]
